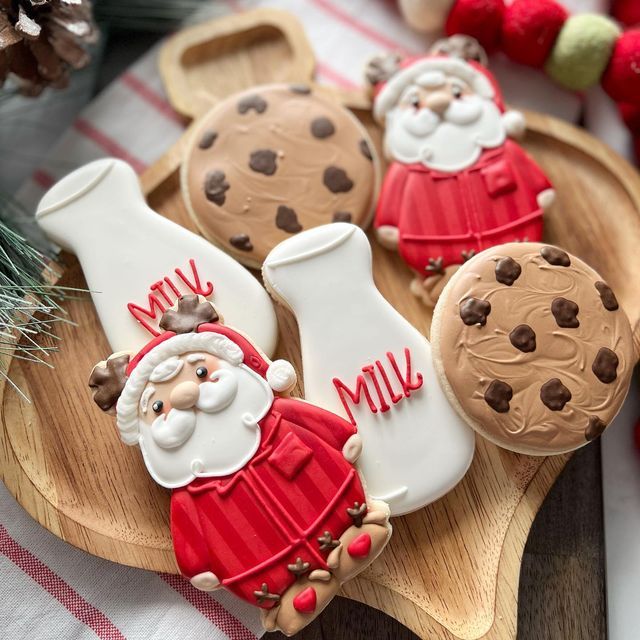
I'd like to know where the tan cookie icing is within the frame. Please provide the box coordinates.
[432,242,634,455]
[181,83,380,268]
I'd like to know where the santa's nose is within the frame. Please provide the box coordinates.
[170,381,200,410]
[424,91,452,115]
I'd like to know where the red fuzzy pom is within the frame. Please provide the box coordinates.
[446,0,505,53]
[603,31,640,104]
[501,0,568,68]
[612,0,640,28]
[619,102,640,133]
[634,418,640,452]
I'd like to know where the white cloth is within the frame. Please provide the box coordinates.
[3,1,632,638]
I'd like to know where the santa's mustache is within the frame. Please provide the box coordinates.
[150,369,239,449]
[403,97,483,137]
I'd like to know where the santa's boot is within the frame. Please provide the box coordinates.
[327,499,392,583]
[261,574,341,637]
[410,264,460,308]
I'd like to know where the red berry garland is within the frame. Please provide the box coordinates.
[427,0,640,161]
[612,0,640,28]
[603,31,640,104]
[445,0,504,52]
[501,0,568,68]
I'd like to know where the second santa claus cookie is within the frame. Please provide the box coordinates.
[431,243,635,455]
[181,83,380,268]
[367,38,556,306]
[89,295,391,636]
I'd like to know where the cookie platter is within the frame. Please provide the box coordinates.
[2,9,640,640]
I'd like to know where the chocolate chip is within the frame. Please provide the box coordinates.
[585,416,607,441]
[276,206,302,233]
[323,166,354,193]
[237,94,267,114]
[592,347,619,383]
[333,211,352,223]
[595,281,619,311]
[359,139,373,161]
[229,234,253,252]
[290,84,311,94]
[540,245,571,267]
[460,297,491,326]
[249,149,278,176]
[204,170,229,205]
[311,117,335,139]
[509,324,536,352]
[540,378,571,411]
[551,297,579,328]
[495,256,521,286]
[484,380,513,413]
[198,130,217,150]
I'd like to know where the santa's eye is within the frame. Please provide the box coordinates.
[196,366,208,379]
[410,95,420,108]
[452,85,463,99]
[152,400,164,414]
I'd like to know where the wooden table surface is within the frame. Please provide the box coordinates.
[274,442,606,639]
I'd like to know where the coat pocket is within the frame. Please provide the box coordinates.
[268,431,313,480]
[481,159,517,198]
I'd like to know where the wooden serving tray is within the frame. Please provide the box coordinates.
[3,9,640,640]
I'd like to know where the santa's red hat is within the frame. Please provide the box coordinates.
[371,54,525,138]
[106,296,296,445]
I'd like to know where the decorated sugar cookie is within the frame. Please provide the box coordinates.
[366,39,555,306]
[263,224,475,516]
[35,158,278,356]
[89,295,391,637]
[181,83,380,268]
[431,242,635,455]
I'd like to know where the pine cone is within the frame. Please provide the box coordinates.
[0,0,97,95]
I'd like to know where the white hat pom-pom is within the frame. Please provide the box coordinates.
[266,359,297,392]
[502,110,526,140]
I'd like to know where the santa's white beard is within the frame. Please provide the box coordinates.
[138,362,273,489]
[384,95,505,171]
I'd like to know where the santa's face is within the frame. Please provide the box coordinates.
[136,352,273,488]
[383,70,505,171]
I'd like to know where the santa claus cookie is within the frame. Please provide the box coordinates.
[181,83,380,268]
[366,40,555,307]
[431,243,635,455]
[89,295,391,636]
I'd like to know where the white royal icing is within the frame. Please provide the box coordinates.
[263,224,475,515]
[35,158,278,356]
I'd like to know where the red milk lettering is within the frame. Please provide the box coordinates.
[127,294,167,336]
[362,365,390,412]
[333,376,377,425]
[150,280,173,305]
[375,359,403,404]
[387,349,423,398]
[175,258,214,297]
[163,276,181,297]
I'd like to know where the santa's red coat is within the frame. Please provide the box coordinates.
[170,397,364,608]
[375,140,551,273]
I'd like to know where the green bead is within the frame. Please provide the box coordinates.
[545,14,620,91]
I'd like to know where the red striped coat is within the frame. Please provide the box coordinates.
[375,140,551,272]
[170,397,364,608]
